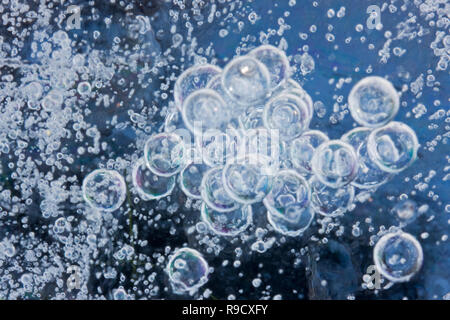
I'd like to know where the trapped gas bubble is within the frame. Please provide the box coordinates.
[222,154,276,205]
[311,140,359,188]
[132,158,176,201]
[309,175,355,217]
[222,56,271,105]
[263,170,314,236]
[174,64,222,111]
[341,127,392,189]
[263,93,311,141]
[82,169,126,212]
[144,132,186,177]
[182,88,230,136]
[167,248,210,294]
[367,122,419,173]
[201,166,240,212]
[373,231,423,283]
[290,130,329,175]
[348,76,399,128]
[249,44,291,90]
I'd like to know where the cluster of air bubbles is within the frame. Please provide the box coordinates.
[81,45,422,293]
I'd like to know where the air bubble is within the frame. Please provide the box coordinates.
[248,44,290,90]
[132,158,176,201]
[201,166,240,212]
[348,76,399,128]
[263,93,310,141]
[82,169,126,212]
[264,170,314,236]
[290,130,329,175]
[367,122,419,173]
[167,248,209,294]
[221,56,271,105]
[373,231,423,283]
[144,133,186,177]
[311,140,359,188]
[174,64,222,111]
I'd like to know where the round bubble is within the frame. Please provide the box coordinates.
[274,80,313,122]
[290,130,329,175]
[179,162,208,200]
[309,176,355,217]
[367,121,419,173]
[201,166,240,212]
[341,127,392,189]
[263,170,311,215]
[249,44,290,90]
[263,93,310,141]
[267,206,315,237]
[348,76,399,128]
[132,158,176,201]
[174,64,222,111]
[263,170,313,236]
[182,88,230,136]
[167,248,210,294]
[311,140,358,188]
[221,56,270,105]
[82,169,126,212]
[222,154,276,204]
[144,133,186,177]
[373,231,423,283]
[284,88,314,122]
[201,202,252,237]
[390,199,419,226]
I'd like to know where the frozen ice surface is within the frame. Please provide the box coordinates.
[0,0,448,300]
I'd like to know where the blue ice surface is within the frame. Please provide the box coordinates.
[0,0,448,300]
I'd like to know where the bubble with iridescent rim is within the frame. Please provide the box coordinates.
[249,44,290,90]
[132,158,176,201]
[263,169,311,216]
[263,170,314,236]
[201,166,240,212]
[267,206,315,237]
[263,93,310,141]
[167,248,210,294]
[82,169,126,212]
[179,161,208,200]
[222,154,276,204]
[144,132,186,177]
[181,88,230,136]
